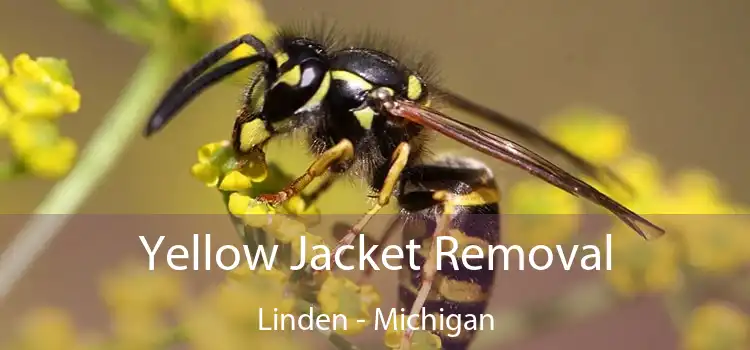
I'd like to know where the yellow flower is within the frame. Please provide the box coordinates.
[182,267,304,349]
[100,262,183,316]
[190,141,268,190]
[544,108,631,164]
[291,232,327,265]
[0,53,8,85]
[168,0,226,23]
[662,169,734,214]
[603,226,681,295]
[15,308,81,350]
[283,195,322,226]
[213,269,295,328]
[383,316,442,350]
[678,215,749,273]
[0,98,12,135]
[266,214,307,243]
[7,118,78,178]
[643,169,749,273]
[182,304,250,350]
[24,137,77,178]
[4,54,80,118]
[317,275,381,335]
[504,179,582,247]
[684,302,749,350]
[219,170,253,191]
[604,153,667,210]
[110,310,167,349]
[227,192,277,227]
[191,162,220,186]
[219,0,277,59]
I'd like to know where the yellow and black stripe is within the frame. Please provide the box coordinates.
[397,156,500,350]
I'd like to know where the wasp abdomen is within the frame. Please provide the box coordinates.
[397,157,500,350]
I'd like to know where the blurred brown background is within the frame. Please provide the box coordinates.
[0,0,748,349]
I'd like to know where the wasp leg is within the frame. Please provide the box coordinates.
[356,215,405,284]
[256,139,354,205]
[329,142,411,256]
[289,172,341,228]
[301,172,341,207]
[400,192,455,350]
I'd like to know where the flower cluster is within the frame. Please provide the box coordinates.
[189,140,394,345]
[511,108,750,296]
[168,0,278,54]
[57,0,277,73]
[684,301,749,350]
[0,53,80,179]
[536,108,750,348]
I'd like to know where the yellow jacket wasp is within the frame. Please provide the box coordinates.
[144,25,665,350]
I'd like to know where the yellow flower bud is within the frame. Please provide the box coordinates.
[227,193,252,216]
[505,179,581,247]
[266,215,306,243]
[19,308,79,350]
[384,323,442,350]
[292,232,326,265]
[283,196,307,215]
[317,275,381,335]
[222,0,277,60]
[0,98,12,136]
[242,201,276,227]
[544,108,630,163]
[219,170,252,191]
[190,162,220,187]
[12,54,74,84]
[684,302,749,350]
[0,54,8,85]
[3,75,80,118]
[384,327,405,348]
[4,54,80,118]
[256,267,289,285]
[197,141,227,163]
[24,137,77,178]
[227,265,251,281]
[604,227,681,295]
[168,0,226,23]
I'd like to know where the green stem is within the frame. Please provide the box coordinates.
[0,50,173,303]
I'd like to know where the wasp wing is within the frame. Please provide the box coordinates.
[384,98,665,239]
[433,87,633,195]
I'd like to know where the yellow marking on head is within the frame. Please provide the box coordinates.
[274,52,290,66]
[448,187,501,206]
[275,65,301,87]
[299,72,331,110]
[248,79,266,113]
[239,119,270,151]
[407,75,424,100]
[353,107,376,129]
[331,70,373,90]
